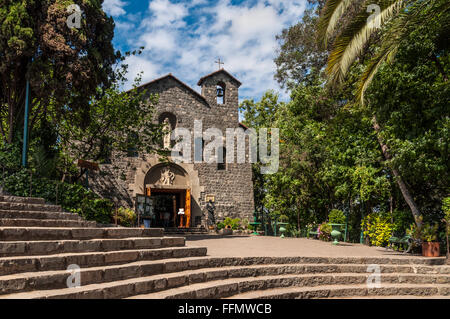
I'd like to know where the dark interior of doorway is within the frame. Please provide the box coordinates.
[150,190,183,228]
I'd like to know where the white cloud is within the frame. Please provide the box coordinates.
[113,0,308,101]
[123,55,160,90]
[103,0,128,17]
[147,0,188,28]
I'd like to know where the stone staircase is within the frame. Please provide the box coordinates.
[0,195,207,298]
[1,195,449,299]
[164,227,208,235]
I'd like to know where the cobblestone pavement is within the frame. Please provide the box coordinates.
[185,235,444,260]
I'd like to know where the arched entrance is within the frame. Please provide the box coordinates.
[143,163,192,228]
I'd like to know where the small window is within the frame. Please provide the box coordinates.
[217,147,226,170]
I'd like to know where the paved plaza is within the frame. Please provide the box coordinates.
[185,235,445,260]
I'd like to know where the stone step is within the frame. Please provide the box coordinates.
[0,202,62,212]
[0,236,184,257]
[3,270,450,299]
[164,228,208,234]
[1,260,449,299]
[128,273,450,299]
[0,219,97,228]
[0,210,83,221]
[0,196,46,205]
[0,252,210,295]
[0,247,208,276]
[226,283,450,299]
[0,227,163,242]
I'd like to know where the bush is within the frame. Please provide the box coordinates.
[361,213,394,247]
[81,198,113,224]
[0,168,114,224]
[329,209,346,224]
[421,223,439,242]
[115,207,137,227]
[216,222,225,230]
[318,222,332,241]
[241,218,250,230]
[224,217,241,230]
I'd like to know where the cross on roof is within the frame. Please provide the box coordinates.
[215,58,224,70]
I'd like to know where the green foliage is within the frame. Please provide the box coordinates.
[240,218,250,230]
[0,0,119,144]
[0,168,114,224]
[443,197,450,226]
[223,217,241,230]
[80,198,113,225]
[216,222,225,231]
[421,223,439,242]
[329,209,346,224]
[361,214,394,247]
[318,222,332,241]
[115,207,137,227]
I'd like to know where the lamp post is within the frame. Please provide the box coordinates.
[344,210,349,242]
[22,80,30,167]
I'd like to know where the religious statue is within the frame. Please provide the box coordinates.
[159,168,175,185]
[206,199,216,226]
[163,117,171,149]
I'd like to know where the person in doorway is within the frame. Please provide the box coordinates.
[163,211,170,228]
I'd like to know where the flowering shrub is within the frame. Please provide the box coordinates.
[318,222,332,241]
[115,207,136,227]
[361,214,394,247]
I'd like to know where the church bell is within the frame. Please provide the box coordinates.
[216,87,224,98]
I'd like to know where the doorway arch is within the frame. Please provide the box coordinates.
[144,163,192,228]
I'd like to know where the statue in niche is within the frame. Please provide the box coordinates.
[159,168,175,185]
[163,117,171,149]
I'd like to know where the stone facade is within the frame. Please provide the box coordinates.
[89,69,254,226]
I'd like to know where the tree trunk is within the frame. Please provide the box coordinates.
[372,115,423,227]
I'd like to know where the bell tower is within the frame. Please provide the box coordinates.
[197,68,241,109]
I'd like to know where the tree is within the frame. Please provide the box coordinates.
[318,0,449,102]
[56,67,163,172]
[274,4,328,89]
[0,0,119,144]
[317,0,450,227]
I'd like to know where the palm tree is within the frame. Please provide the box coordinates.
[318,0,449,227]
[318,0,449,102]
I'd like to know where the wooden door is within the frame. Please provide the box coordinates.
[185,189,191,228]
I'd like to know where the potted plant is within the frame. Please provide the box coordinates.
[421,223,440,257]
[277,214,289,238]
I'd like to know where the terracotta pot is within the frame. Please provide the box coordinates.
[422,242,440,257]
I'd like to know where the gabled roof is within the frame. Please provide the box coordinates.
[197,69,242,87]
[132,73,208,104]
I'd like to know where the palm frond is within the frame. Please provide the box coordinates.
[326,0,405,84]
[318,0,356,47]
[357,0,450,104]
[357,44,399,104]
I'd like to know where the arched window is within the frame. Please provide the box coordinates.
[216,82,225,105]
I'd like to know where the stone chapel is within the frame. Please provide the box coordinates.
[89,69,255,228]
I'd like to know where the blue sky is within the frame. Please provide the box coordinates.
[102,0,308,102]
